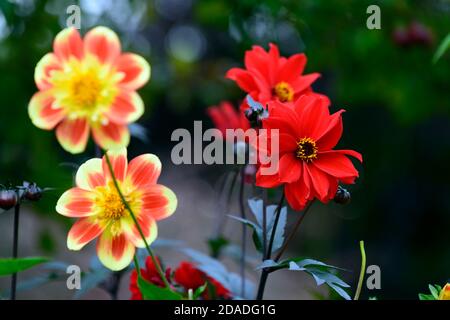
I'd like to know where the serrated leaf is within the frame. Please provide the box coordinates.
[264,258,351,300]
[0,257,49,276]
[228,215,263,252]
[246,198,287,253]
[138,276,182,300]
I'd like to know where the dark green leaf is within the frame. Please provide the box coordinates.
[0,257,49,276]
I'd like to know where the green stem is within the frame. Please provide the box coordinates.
[238,166,247,297]
[265,192,285,259]
[104,152,170,289]
[256,192,285,300]
[354,240,366,300]
[10,203,20,300]
[133,254,141,277]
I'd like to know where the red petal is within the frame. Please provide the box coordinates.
[225,68,258,93]
[55,118,89,154]
[279,153,302,183]
[316,110,345,151]
[314,151,359,179]
[276,53,307,83]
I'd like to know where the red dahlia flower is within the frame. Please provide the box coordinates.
[207,101,250,141]
[29,27,150,154]
[56,148,177,270]
[255,94,362,211]
[174,262,231,299]
[226,43,321,106]
[129,257,171,300]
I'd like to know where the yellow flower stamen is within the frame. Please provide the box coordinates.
[296,137,318,162]
[273,81,294,102]
[50,56,119,121]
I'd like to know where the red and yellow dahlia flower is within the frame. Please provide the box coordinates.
[56,148,177,271]
[255,94,362,211]
[29,27,150,154]
[226,43,321,106]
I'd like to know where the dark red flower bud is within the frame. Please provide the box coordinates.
[0,189,18,210]
[22,181,43,201]
[334,186,351,205]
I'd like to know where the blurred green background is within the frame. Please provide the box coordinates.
[0,0,449,299]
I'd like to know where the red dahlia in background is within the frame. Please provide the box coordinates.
[207,101,250,141]
[129,257,171,300]
[174,262,230,299]
[226,43,322,107]
[129,258,231,300]
[255,94,362,211]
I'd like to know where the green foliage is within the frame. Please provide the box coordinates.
[257,258,351,300]
[138,275,183,300]
[229,198,287,254]
[418,284,442,300]
[0,257,49,276]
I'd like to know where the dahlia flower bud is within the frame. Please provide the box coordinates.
[439,283,450,300]
[0,189,18,210]
[334,186,351,205]
[22,181,43,201]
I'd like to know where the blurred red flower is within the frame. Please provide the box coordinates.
[129,258,231,300]
[255,94,362,210]
[226,43,321,107]
[207,101,250,141]
[129,257,171,300]
[174,262,230,299]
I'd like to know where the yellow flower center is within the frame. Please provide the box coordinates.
[98,191,126,220]
[70,70,103,109]
[50,56,119,122]
[273,81,294,102]
[296,137,318,162]
[93,181,142,236]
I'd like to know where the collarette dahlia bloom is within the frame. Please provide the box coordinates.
[56,148,177,270]
[29,27,150,154]
[255,94,362,211]
[226,43,321,106]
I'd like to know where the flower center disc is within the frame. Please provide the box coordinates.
[296,137,318,162]
[70,71,103,108]
[273,82,294,102]
[96,185,127,221]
